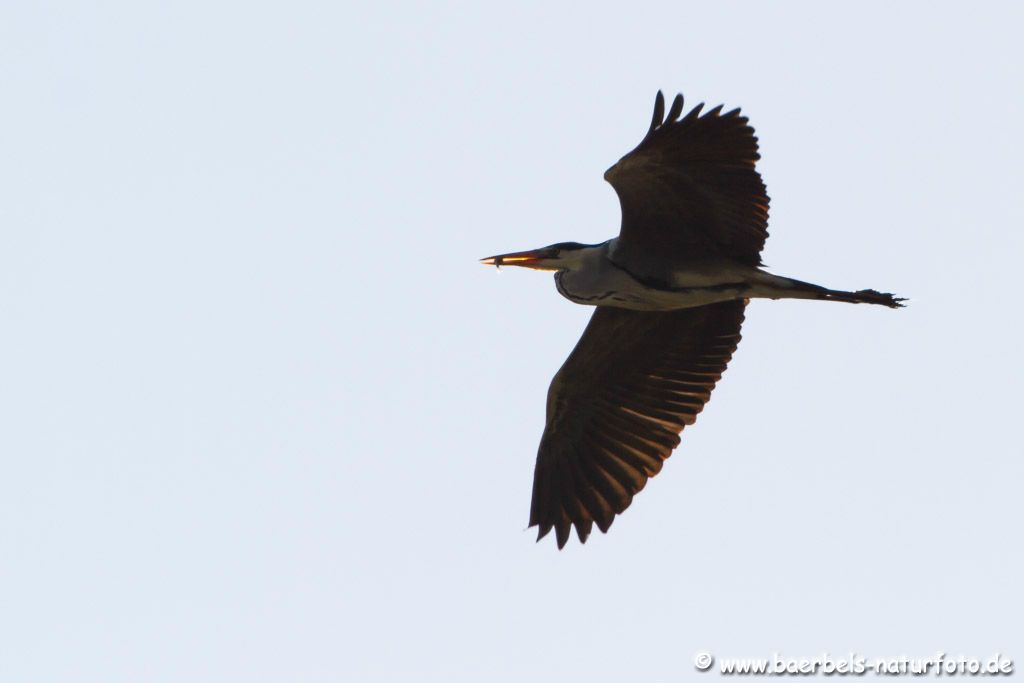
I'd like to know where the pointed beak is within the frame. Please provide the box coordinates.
[479,249,555,270]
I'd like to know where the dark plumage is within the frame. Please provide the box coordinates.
[481,91,903,548]
[530,301,745,547]
[606,92,770,278]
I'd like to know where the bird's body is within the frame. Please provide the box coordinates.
[551,239,751,310]
[482,91,903,549]
[549,238,892,311]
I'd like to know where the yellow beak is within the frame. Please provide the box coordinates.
[479,249,556,270]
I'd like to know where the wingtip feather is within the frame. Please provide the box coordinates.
[555,519,570,549]
[575,518,593,544]
[647,91,665,137]
[683,102,705,121]
[666,93,684,123]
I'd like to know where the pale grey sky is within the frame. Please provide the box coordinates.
[1,1,1021,681]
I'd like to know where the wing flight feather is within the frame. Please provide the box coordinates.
[604,91,770,273]
[529,300,747,547]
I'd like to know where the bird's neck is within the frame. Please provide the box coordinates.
[558,241,611,272]
[553,241,629,306]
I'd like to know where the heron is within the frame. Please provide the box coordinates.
[482,91,903,549]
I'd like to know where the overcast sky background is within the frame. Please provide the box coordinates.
[1,2,1021,681]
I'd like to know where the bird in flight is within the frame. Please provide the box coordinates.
[481,91,903,549]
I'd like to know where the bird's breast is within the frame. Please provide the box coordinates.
[555,264,751,311]
[554,269,648,307]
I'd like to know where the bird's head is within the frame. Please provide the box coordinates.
[479,242,592,272]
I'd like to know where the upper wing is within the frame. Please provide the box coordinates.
[530,300,746,548]
[604,91,770,274]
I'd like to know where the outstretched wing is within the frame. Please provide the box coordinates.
[604,91,769,275]
[530,300,746,548]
